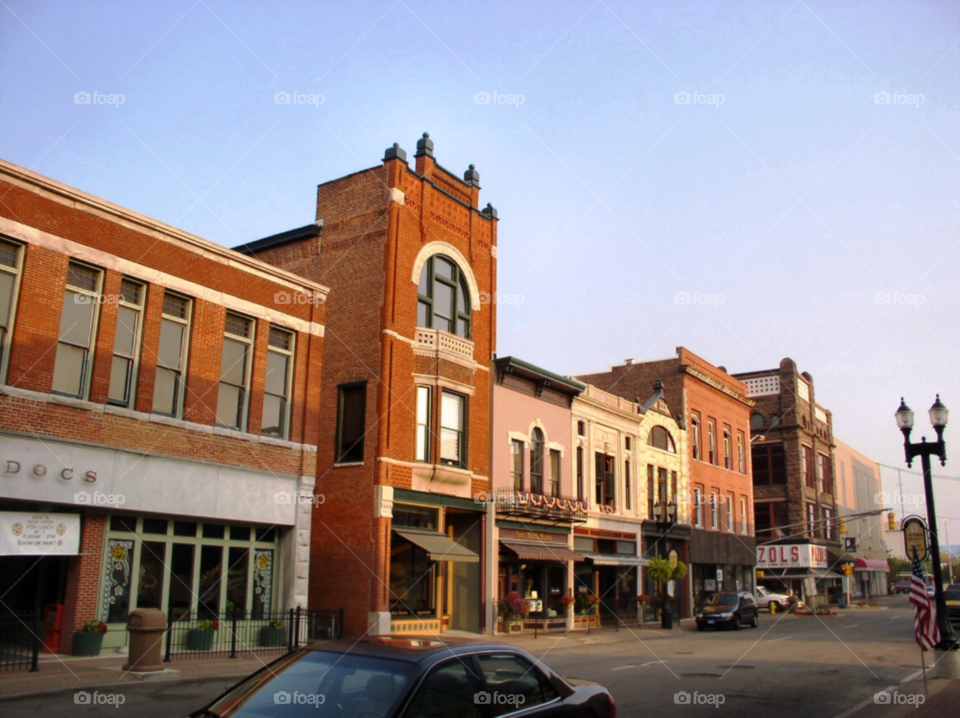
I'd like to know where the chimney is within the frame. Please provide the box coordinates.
[414,132,435,175]
[624,358,634,366]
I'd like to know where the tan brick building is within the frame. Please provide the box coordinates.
[0,158,327,652]
[237,134,498,636]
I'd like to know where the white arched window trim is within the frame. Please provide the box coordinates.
[411,241,481,311]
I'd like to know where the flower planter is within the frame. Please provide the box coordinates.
[507,620,524,634]
[260,626,285,647]
[187,629,216,651]
[73,631,104,656]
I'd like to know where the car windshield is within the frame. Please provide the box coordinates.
[706,594,738,606]
[755,587,768,596]
[200,650,417,717]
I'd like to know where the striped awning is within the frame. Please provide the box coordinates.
[393,529,479,563]
[585,554,649,567]
[853,558,888,572]
[501,541,585,562]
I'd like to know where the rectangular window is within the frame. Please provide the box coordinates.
[511,439,524,490]
[817,453,832,494]
[647,464,655,519]
[737,431,746,473]
[691,412,701,460]
[440,390,466,467]
[723,426,732,469]
[711,490,719,530]
[694,486,703,527]
[670,470,678,505]
[550,449,561,497]
[108,279,145,407]
[576,446,584,500]
[0,238,24,383]
[624,459,631,510]
[752,443,787,485]
[807,502,817,536]
[740,496,747,535]
[216,313,254,430]
[415,386,431,462]
[336,382,366,463]
[153,292,191,417]
[594,453,615,508]
[657,467,668,506]
[755,501,788,540]
[262,326,295,439]
[823,507,834,540]
[707,420,717,464]
[726,493,734,532]
[803,445,815,488]
[53,261,102,398]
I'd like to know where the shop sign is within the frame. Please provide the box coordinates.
[902,517,928,562]
[0,511,80,555]
[669,550,678,569]
[755,544,828,569]
[499,528,568,546]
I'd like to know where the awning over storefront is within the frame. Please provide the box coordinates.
[763,568,842,581]
[501,541,585,562]
[853,558,888,572]
[585,554,648,567]
[394,529,479,563]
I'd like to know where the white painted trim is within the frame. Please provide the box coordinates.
[0,216,326,338]
[410,373,477,396]
[410,241,481,311]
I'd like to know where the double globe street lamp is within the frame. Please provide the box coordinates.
[895,395,956,649]
[652,500,678,629]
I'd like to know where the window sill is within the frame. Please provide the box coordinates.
[213,425,258,442]
[333,461,364,468]
[49,393,103,412]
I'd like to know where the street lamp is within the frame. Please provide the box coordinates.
[653,501,678,629]
[896,395,955,649]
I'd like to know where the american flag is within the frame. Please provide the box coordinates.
[909,553,939,651]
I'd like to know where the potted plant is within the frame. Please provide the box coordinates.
[498,592,530,633]
[74,620,107,656]
[261,619,285,647]
[647,557,688,629]
[187,619,219,650]
[561,594,575,613]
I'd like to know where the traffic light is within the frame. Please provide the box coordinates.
[888,512,896,531]
[839,516,846,535]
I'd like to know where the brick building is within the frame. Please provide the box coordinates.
[734,358,842,604]
[236,134,498,636]
[577,348,756,609]
[0,158,327,653]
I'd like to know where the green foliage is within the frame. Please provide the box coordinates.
[647,557,687,583]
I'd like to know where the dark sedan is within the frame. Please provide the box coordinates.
[696,591,759,631]
[189,635,616,717]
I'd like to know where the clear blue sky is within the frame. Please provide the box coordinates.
[2,1,958,527]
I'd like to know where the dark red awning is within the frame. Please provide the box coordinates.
[853,558,888,572]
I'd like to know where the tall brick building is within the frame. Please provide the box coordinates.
[577,348,756,608]
[0,158,327,653]
[237,134,498,636]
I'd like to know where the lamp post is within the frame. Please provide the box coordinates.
[653,500,678,629]
[896,395,956,649]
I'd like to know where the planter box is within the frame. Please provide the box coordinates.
[73,631,104,656]
[260,626,285,647]
[187,629,216,651]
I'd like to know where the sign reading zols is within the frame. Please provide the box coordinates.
[0,512,80,556]
[756,544,829,569]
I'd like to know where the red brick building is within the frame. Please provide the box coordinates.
[577,347,756,608]
[0,158,327,653]
[236,134,498,636]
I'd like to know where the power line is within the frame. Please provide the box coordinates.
[877,462,960,481]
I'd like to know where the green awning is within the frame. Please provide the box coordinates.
[393,529,479,563]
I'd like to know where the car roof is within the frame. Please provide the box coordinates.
[301,636,526,667]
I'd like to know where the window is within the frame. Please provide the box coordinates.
[107,279,145,407]
[477,653,558,716]
[723,426,732,469]
[647,464,655,519]
[737,431,745,473]
[440,390,466,467]
[625,436,632,451]
[416,386,431,462]
[823,507,834,540]
[577,420,585,436]
[694,486,703,527]
[530,428,544,493]
[511,439,524,490]
[153,292,191,417]
[576,446,584,500]
[750,413,764,431]
[336,382,366,463]
[550,449,561,496]
[624,459,631,510]
[657,467,668,506]
[416,255,471,339]
[752,443,786,485]
[755,501,788,540]
[594,453,615,508]
[216,313,254,430]
[0,238,24,382]
[740,496,747,535]
[803,445,815,488]
[403,659,483,718]
[818,453,832,494]
[806,502,817,536]
[726,493,734,532]
[262,327,294,438]
[707,419,717,464]
[670,470,678,504]
[691,412,701,460]
[647,425,676,452]
[711,490,719,530]
[53,261,102,398]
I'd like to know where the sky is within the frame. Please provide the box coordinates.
[1,0,958,542]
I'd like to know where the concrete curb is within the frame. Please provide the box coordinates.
[0,670,253,702]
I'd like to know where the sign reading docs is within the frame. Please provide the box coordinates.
[0,512,80,555]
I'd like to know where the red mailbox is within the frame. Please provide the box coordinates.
[41,604,65,654]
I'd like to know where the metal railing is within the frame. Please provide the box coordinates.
[0,612,40,672]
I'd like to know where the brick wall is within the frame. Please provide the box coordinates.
[60,512,106,654]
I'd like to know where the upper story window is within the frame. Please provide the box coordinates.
[108,279,145,408]
[550,449,561,497]
[511,438,524,490]
[707,419,717,464]
[216,313,254,430]
[417,255,471,339]
[752,443,787,485]
[595,452,615,509]
[530,428,545,494]
[576,446,584,500]
[723,426,732,469]
[336,382,366,463]
[740,496,748,535]
[577,420,585,436]
[53,261,102,399]
[416,386,432,462]
[803,445,815,488]
[693,486,703,527]
[690,412,701,460]
[750,413,764,431]
[647,425,676,453]
[153,292,191,417]
[0,238,25,383]
[440,390,467,467]
[737,431,746,473]
[263,326,295,439]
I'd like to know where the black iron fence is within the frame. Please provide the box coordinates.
[164,607,342,661]
[0,611,40,672]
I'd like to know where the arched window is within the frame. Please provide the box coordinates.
[647,425,676,453]
[530,428,544,494]
[417,255,471,339]
[750,413,764,431]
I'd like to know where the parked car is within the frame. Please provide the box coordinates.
[189,636,617,717]
[892,580,911,595]
[944,586,960,629]
[755,586,791,612]
[696,592,759,631]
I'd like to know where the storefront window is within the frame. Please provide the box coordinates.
[137,542,166,609]
[226,547,249,617]
[101,539,134,623]
[168,544,195,622]
[198,545,223,620]
[389,537,436,617]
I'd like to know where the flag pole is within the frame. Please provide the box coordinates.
[920,643,928,695]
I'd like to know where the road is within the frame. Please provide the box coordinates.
[0,596,931,717]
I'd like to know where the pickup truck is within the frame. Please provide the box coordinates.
[755,585,791,612]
